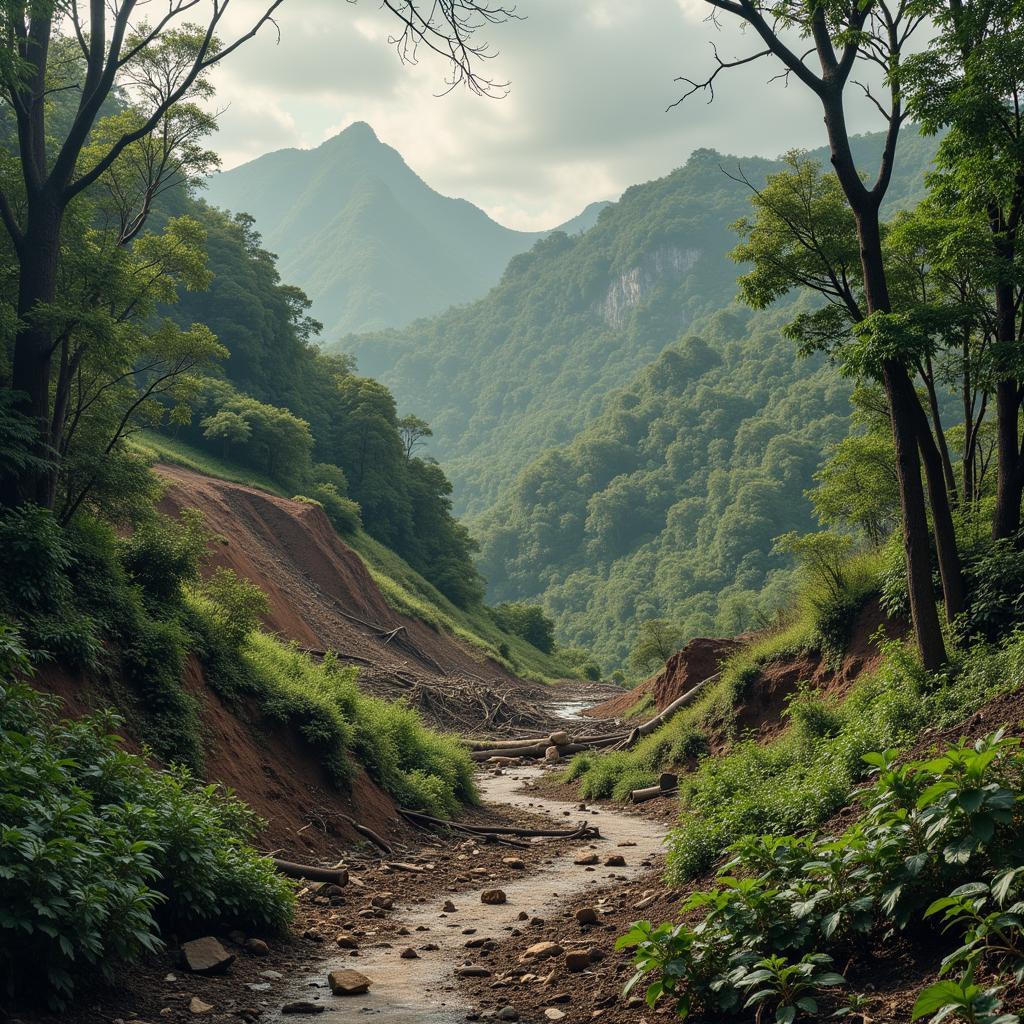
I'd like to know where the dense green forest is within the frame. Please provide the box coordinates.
[203,121,607,337]
[476,302,848,666]
[334,132,937,663]
[343,131,937,520]
[151,191,484,606]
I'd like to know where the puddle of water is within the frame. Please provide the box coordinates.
[267,768,667,1023]
[548,700,593,721]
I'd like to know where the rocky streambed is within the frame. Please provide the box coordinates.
[267,767,669,1023]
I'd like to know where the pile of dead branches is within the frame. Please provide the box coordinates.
[464,674,720,772]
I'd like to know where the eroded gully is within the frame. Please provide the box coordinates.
[270,766,668,1022]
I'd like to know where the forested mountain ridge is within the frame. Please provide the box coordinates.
[203,121,606,337]
[477,300,848,667]
[340,130,939,522]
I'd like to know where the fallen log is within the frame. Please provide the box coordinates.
[272,859,349,885]
[469,734,624,762]
[397,808,601,840]
[630,772,679,804]
[468,673,723,762]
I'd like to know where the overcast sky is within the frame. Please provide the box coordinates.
[208,1,887,231]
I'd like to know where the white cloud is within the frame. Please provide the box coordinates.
[204,0,893,229]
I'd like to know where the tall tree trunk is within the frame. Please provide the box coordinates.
[913,397,966,621]
[993,374,1023,539]
[885,362,948,669]
[4,198,62,507]
[840,174,948,667]
[990,236,1023,539]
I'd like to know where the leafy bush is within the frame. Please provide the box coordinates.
[0,668,293,1008]
[493,602,556,653]
[197,567,270,647]
[958,530,1024,643]
[241,635,477,815]
[309,482,362,535]
[120,508,209,606]
[621,732,1024,1022]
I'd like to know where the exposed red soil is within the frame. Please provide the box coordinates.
[29,654,402,857]
[730,597,907,745]
[586,636,743,721]
[157,463,514,685]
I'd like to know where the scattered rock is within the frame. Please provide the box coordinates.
[335,932,359,949]
[455,965,492,977]
[328,968,372,995]
[522,941,563,962]
[481,889,507,905]
[244,937,269,956]
[565,950,592,972]
[575,907,599,926]
[281,1002,325,1015]
[246,983,271,992]
[400,947,419,959]
[443,900,458,913]
[188,997,214,1015]
[573,853,599,866]
[181,937,234,975]
[497,1007,519,1021]
[501,857,526,869]
[604,855,626,867]
[545,1011,566,1021]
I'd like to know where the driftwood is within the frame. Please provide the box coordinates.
[468,673,724,762]
[630,772,680,804]
[272,859,349,885]
[398,808,601,841]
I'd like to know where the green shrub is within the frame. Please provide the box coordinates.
[198,567,270,647]
[665,632,1024,882]
[957,529,1024,643]
[309,483,362,535]
[120,508,208,607]
[622,731,1024,1022]
[0,671,293,1008]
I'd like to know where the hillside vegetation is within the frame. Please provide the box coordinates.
[203,122,606,337]
[345,131,937,519]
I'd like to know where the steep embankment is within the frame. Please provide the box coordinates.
[31,462,563,860]
[156,462,511,688]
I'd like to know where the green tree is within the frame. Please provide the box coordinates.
[494,602,555,654]
[629,618,684,674]
[689,0,951,667]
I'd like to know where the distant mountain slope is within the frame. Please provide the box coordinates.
[340,130,939,521]
[203,122,606,337]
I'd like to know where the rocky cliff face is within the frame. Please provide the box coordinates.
[600,246,701,327]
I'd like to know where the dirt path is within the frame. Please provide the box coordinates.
[268,768,668,1022]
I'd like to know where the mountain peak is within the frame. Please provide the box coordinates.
[322,121,381,149]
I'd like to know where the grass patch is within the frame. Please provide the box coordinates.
[665,632,1024,882]
[347,529,579,683]
[567,615,817,801]
[129,430,287,496]
[188,599,477,817]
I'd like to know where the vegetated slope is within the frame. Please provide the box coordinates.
[203,121,607,338]
[340,130,938,521]
[476,306,853,667]
[155,462,527,689]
